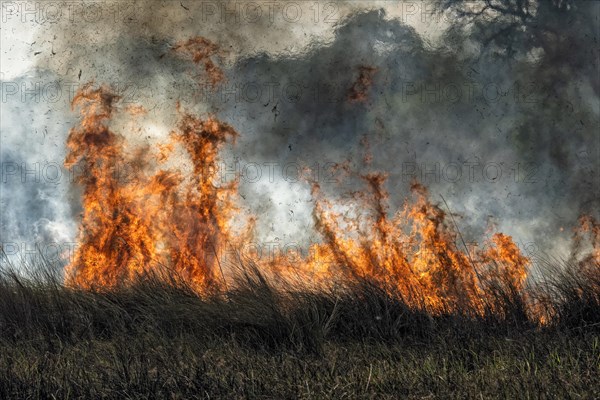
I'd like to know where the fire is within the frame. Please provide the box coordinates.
[305,176,530,314]
[64,83,532,312]
[64,84,238,291]
[569,215,600,286]
[172,36,225,88]
[572,215,600,266]
[64,82,532,318]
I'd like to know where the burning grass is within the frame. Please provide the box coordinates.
[1,83,598,397]
[56,84,600,327]
[64,84,241,291]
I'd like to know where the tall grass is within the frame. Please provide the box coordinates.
[0,256,598,398]
[0,255,598,348]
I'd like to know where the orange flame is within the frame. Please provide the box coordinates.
[58,27,600,327]
[65,82,533,318]
[571,214,600,274]
[65,84,238,291]
[172,36,225,88]
[304,176,529,314]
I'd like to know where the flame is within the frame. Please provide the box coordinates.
[303,176,530,314]
[65,81,533,319]
[570,215,600,285]
[172,36,225,88]
[572,215,600,265]
[64,85,532,315]
[64,84,238,291]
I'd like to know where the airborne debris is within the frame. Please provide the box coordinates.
[347,66,378,103]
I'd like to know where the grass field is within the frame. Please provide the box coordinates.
[0,261,598,399]
[1,330,598,399]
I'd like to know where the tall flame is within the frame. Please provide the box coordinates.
[64,83,533,314]
[304,176,529,314]
[65,84,238,291]
[64,79,540,320]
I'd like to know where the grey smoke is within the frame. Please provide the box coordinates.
[1,1,598,267]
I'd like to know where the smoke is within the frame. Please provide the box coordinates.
[1,1,598,266]
[1,70,77,249]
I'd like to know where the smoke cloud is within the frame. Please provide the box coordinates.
[1,1,598,267]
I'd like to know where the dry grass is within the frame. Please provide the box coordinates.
[0,258,598,399]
